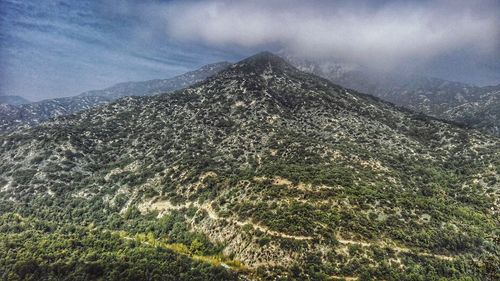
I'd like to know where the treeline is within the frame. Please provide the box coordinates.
[0,213,239,281]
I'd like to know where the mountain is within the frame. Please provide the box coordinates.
[0,52,498,280]
[0,62,230,132]
[79,61,231,99]
[285,55,500,136]
[440,85,499,135]
[0,96,112,132]
[0,95,31,105]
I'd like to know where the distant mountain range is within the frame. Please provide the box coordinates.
[285,55,500,136]
[0,95,31,105]
[1,52,498,280]
[0,62,230,132]
[78,62,231,99]
[2,55,498,136]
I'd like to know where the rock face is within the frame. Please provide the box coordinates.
[285,55,500,136]
[0,52,498,280]
[0,62,230,132]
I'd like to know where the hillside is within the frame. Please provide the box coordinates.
[0,62,230,133]
[0,96,111,132]
[0,52,498,280]
[441,85,499,135]
[286,56,500,136]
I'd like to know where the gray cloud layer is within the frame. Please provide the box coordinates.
[162,0,500,74]
[1,0,499,100]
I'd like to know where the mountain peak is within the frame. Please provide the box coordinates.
[232,51,294,74]
[245,51,282,61]
[197,61,232,72]
[242,51,289,65]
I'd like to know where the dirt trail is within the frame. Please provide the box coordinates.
[142,198,456,260]
[199,202,314,240]
[336,237,372,247]
[331,276,358,281]
[336,234,455,261]
[142,199,314,240]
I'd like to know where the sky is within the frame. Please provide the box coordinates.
[1,0,499,101]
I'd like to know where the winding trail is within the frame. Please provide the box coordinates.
[141,198,314,240]
[336,235,455,261]
[200,201,314,240]
[142,198,456,261]
[330,276,358,281]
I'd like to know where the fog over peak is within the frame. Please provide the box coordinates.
[0,0,498,100]
[164,0,499,75]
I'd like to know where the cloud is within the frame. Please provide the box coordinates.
[1,0,499,100]
[161,0,500,71]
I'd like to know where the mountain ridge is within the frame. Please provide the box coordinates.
[0,62,231,133]
[284,54,500,136]
[0,95,31,105]
[79,61,231,99]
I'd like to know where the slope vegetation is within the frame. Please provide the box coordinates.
[0,52,498,280]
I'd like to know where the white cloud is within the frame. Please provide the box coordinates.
[161,0,500,70]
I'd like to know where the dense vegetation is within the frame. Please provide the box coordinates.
[0,214,238,281]
[288,55,500,136]
[0,52,498,280]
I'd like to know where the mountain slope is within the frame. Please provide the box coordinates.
[0,62,230,133]
[0,96,111,132]
[0,95,31,105]
[0,52,498,280]
[286,56,500,136]
[441,85,500,135]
